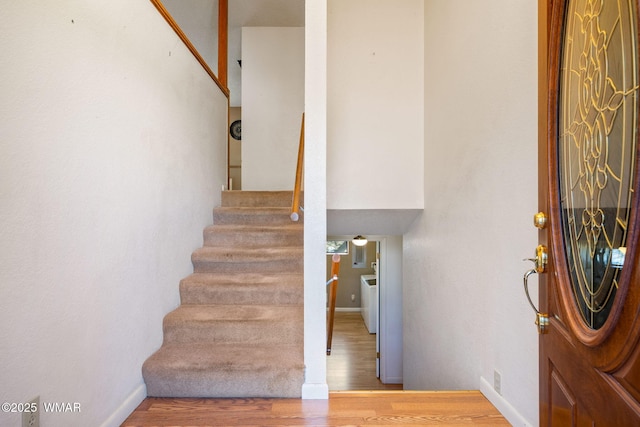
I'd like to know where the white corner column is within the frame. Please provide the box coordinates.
[302,0,329,399]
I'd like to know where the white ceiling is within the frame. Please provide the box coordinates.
[228,0,305,27]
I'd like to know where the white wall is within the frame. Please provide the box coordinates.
[378,235,403,384]
[327,0,424,210]
[162,0,219,75]
[0,1,227,426]
[242,27,305,190]
[403,1,539,426]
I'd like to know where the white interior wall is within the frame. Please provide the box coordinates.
[327,0,424,210]
[0,2,227,426]
[325,237,377,309]
[242,27,304,190]
[403,1,539,425]
[378,235,403,384]
[323,0,422,392]
[162,0,219,74]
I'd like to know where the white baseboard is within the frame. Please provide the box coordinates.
[381,376,403,384]
[480,376,533,427]
[100,383,146,427]
[327,307,361,312]
[301,382,329,399]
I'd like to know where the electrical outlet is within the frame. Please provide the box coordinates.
[494,370,502,395]
[22,396,39,427]
[351,294,356,302]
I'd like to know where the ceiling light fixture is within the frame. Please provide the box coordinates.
[352,235,368,246]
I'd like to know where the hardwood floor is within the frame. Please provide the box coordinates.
[122,391,509,426]
[123,311,508,426]
[327,311,402,390]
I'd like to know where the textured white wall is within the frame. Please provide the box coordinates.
[162,0,219,74]
[242,27,305,190]
[327,0,424,210]
[378,235,403,384]
[403,1,539,425]
[0,1,227,426]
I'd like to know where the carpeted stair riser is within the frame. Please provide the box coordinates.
[212,207,296,226]
[143,343,304,398]
[222,190,297,208]
[144,363,305,398]
[179,273,303,305]
[162,305,303,344]
[191,247,302,274]
[203,224,302,247]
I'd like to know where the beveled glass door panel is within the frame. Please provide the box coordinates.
[557,0,639,329]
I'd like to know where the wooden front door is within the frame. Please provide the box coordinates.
[537,0,640,425]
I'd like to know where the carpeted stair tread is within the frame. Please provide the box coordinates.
[180,273,303,305]
[142,343,304,398]
[203,224,302,247]
[192,246,301,261]
[162,304,303,344]
[213,207,295,225]
[222,190,294,207]
[191,246,302,274]
[164,303,302,322]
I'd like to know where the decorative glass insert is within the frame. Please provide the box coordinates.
[558,0,639,329]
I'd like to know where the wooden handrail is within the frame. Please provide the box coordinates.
[290,113,305,221]
[326,254,341,355]
[149,0,229,97]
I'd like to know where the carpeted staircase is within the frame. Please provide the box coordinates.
[142,191,304,398]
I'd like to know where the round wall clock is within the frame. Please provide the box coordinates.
[230,120,241,140]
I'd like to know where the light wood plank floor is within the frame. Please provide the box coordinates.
[327,311,402,390]
[123,312,508,426]
[122,391,509,426]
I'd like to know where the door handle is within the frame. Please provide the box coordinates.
[523,245,549,334]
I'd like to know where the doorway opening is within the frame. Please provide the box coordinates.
[325,235,403,390]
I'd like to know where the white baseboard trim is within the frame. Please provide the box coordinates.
[381,376,403,384]
[100,383,147,427]
[480,376,533,427]
[301,382,329,399]
[327,307,361,313]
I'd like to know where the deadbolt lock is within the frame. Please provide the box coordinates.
[535,245,548,273]
[525,245,548,273]
[533,212,549,229]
